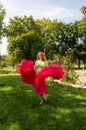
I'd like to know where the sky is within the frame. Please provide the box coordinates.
[0,0,86,55]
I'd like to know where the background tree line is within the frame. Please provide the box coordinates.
[0,3,6,66]
[0,2,86,69]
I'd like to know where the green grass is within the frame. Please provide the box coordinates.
[0,74,86,130]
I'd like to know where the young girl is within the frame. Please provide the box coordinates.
[34,52,48,104]
[16,52,64,105]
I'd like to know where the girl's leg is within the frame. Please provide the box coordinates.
[39,94,46,104]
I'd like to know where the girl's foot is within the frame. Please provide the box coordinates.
[40,99,46,105]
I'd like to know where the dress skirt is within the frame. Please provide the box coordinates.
[16,59,64,94]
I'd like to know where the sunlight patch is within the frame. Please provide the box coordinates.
[8,122,20,130]
[0,86,13,91]
[26,90,33,93]
[65,93,74,97]
[45,94,51,97]
[57,107,71,114]
[75,95,86,100]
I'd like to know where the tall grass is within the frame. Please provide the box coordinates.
[0,73,86,130]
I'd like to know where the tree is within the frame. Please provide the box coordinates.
[6,17,59,63]
[0,3,6,66]
[6,16,42,63]
[55,22,79,55]
[76,6,86,69]
[0,3,6,40]
[80,6,86,16]
[36,18,58,59]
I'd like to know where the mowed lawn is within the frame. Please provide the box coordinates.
[0,74,86,130]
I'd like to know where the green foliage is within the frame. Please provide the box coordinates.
[55,22,78,55]
[6,16,42,61]
[2,5,86,68]
[36,19,58,56]
[63,70,78,84]
[6,17,59,63]
[0,3,6,37]
[0,74,86,130]
[54,49,78,84]
[0,55,7,67]
[47,59,56,65]
[0,67,16,74]
[80,6,86,16]
[75,12,86,69]
[0,3,6,67]
[63,49,78,84]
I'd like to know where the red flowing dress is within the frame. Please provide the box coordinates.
[16,59,64,94]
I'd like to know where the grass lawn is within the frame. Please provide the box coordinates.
[0,73,86,130]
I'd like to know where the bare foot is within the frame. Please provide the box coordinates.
[40,100,46,105]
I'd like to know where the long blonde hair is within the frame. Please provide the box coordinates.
[37,52,46,61]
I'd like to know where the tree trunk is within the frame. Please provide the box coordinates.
[78,57,80,69]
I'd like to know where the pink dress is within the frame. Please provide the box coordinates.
[16,59,64,94]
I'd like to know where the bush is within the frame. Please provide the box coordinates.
[0,67,16,74]
[63,71,78,84]
[54,49,78,84]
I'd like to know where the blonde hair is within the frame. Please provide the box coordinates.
[37,52,46,61]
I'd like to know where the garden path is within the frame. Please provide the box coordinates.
[75,70,86,88]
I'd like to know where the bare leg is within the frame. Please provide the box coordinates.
[39,94,46,104]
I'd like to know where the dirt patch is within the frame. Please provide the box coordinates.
[75,70,86,88]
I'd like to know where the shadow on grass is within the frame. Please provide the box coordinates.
[0,74,86,130]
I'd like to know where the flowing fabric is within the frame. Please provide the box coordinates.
[16,59,35,85]
[16,59,64,94]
